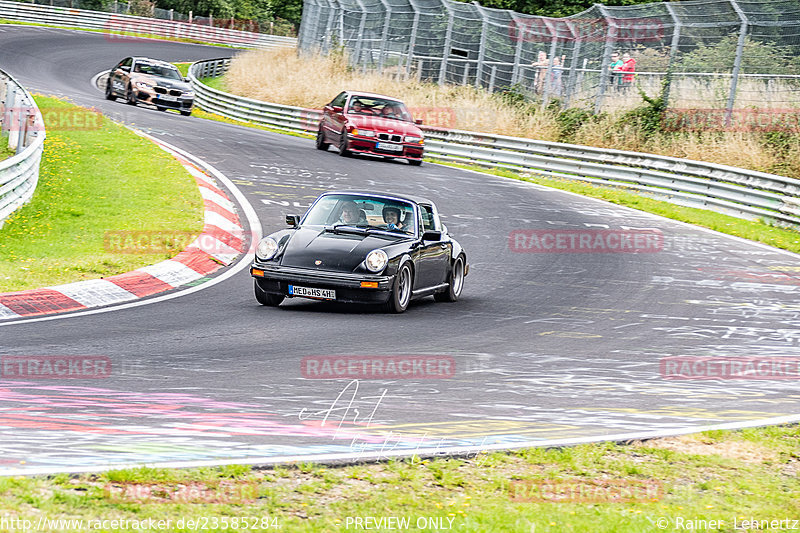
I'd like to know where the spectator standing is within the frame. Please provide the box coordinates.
[619,52,636,91]
[531,50,548,93]
[609,52,623,89]
[548,55,566,97]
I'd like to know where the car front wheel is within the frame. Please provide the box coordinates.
[105,80,116,101]
[316,128,329,151]
[386,263,412,313]
[125,85,137,106]
[338,130,350,157]
[409,159,423,166]
[434,255,465,302]
[254,280,284,307]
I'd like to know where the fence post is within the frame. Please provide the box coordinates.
[473,2,489,89]
[662,3,682,107]
[488,65,497,93]
[462,63,469,85]
[352,0,368,67]
[541,20,558,110]
[563,19,581,108]
[438,3,454,85]
[510,16,525,86]
[405,5,420,80]
[322,0,337,52]
[727,0,748,127]
[594,5,617,115]
[377,0,392,73]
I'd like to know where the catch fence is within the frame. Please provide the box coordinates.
[298,0,800,120]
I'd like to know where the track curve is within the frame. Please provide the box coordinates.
[2,25,800,475]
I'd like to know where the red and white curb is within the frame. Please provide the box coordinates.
[0,132,248,320]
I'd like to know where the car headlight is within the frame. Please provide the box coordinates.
[365,249,388,273]
[182,91,195,98]
[135,81,152,89]
[359,130,376,137]
[405,136,423,144]
[256,237,279,261]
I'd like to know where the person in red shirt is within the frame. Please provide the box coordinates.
[619,52,636,91]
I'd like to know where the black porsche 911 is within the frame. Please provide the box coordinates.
[250,191,468,313]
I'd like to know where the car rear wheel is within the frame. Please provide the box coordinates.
[434,255,465,302]
[105,80,116,101]
[180,110,192,116]
[409,159,423,166]
[338,130,350,157]
[125,85,137,106]
[156,106,167,112]
[316,128,329,151]
[254,280,284,307]
[386,263,412,313]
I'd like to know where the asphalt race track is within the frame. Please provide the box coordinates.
[2,25,800,475]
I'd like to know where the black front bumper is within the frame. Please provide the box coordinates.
[251,263,394,304]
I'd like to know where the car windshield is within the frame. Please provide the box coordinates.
[133,62,182,80]
[303,194,416,235]
[346,97,412,122]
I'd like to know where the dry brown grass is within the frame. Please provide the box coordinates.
[634,434,778,464]
[223,48,800,179]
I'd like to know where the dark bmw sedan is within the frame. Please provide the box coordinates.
[250,191,467,313]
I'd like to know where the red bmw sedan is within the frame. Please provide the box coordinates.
[316,91,424,166]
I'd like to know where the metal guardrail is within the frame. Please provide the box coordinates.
[0,68,45,229]
[0,0,296,49]
[189,58,800,228]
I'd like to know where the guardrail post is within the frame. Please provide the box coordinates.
[6,85,18,152]
[16,108,28,154]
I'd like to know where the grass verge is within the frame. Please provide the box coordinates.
[2,425,798,531]
[433,159,800,255]
[0,95,203,292]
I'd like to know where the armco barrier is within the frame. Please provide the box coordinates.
[0,0,296,49]
[0,68,45,228]
[188,58,800,228]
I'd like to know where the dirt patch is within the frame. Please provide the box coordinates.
[633,435,777,463]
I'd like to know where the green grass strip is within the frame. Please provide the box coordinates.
[0,95,203,292]
[0,425,797,531]
[433,159,800,255]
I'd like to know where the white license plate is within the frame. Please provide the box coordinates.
[289,285,336,300]
[377,142,403,152]
[160,95,178,102]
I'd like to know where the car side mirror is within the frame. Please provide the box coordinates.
[415,119,423,125]
[184,77,190,83]
[422,230,442,242]
[286,214,301,227]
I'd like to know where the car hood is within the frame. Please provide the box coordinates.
[346,116,423,136]
[279,227,401,272]
[133,74,190,91]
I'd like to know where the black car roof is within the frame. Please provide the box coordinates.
[319,190,435,207]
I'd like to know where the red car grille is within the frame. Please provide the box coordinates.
[378,133,403,143]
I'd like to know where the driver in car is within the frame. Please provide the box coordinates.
[339,201,361,225]
[382,206,404,231]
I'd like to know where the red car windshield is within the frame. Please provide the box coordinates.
[347,97,412,122]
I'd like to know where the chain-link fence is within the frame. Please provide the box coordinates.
[7,0,296,35]
[298,0,800,125]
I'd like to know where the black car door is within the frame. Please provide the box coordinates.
[109,57,132,96]
[413,204,451,289]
